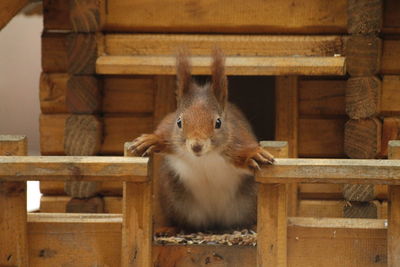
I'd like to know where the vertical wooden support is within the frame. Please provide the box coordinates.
[258,141,289,267]
[275,76,298,158]
[122,143,152,267]
[0,135,28,267]
[388,140,400,266]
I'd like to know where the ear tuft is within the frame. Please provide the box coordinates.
[176,48,192,100]
[211,47,228,109]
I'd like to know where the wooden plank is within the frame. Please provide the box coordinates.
[275,76,298,158]
[122,145,152,267]
[103,76,155,114]
[0,0,29,29]
[42,32,68,73]
[257,184,287,267]
[105,34,344,56]
[40,114,154,155]
[256,158,400,184]
[299,184,343,200]
[381,76,400,116]
[388,140,400,266]
[383,0,400,33]
[67,33,98,74]
[153,76,177,126]
[380,117,400,158]
[381,40,400,74]
[104,0,347,33]
[43,0,71,30]
[69,0,104,32]
[0,156,148,182]
[0,135,28,267]
[289,217,386,229]
[344,118,382,159]
[346,76,381,119]
[96,55,346,76]
[40,180,123,196]
[298,118,346,158]
[40,74,155,114]
[28,213,122,266]
[298,79,346,116]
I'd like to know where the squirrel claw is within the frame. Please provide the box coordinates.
[129,134,162,157]
[246,147,274,170]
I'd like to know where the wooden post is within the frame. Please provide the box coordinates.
[122,143,152,267]
[388,140,400,266]
[257,141,288,267]
[0,135,28,267]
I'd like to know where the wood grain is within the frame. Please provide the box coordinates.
[256,158,400,184]
[96,55,346,76]
[67,33,98,74]
[347,0,382,34]
[381,40,400,74]
[66,75,101,113]
[0,135,28,267]
[381,75,400,116]
[343,201,377,218]
[0,0,29,29]
[344,118,382,159]
[69,0,103,32]
[381,117,400,158]
[346,36,381,76]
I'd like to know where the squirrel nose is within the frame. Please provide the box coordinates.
[191,144,203,153]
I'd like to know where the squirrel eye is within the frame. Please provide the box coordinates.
[215,118,222,129]
[177,118,182,128]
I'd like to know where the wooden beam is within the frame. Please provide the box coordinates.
[381,40,400,74]
[69,0,104,32]
[257,184,287,267]
[0,156,148,182]
[256,158,400,184]
[288,217,386,229]
[275,76,298,158]
[346,36,381,76]
[0,0,29,29]
[347,0,382,34]
[381,76,400,116]
[96,55,346,76]
[122,143,152,267]
[104,34,344,56]
[0,135,28,267]
[388,140,400,266]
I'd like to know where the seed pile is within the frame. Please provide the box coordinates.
[154,229,257,246]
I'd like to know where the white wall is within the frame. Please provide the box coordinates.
[0,14,43,211]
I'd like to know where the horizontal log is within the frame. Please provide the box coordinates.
[26,212,387,266]
[383,0,400,33]
[0,156,148,182]
[105,34,344,56]
[96,55,346,76]
[298,118,346,158]
[40,74,155,114]
[28,213,122,223]
[43,0,71,30]
[381,75,400,116]
[256,158,400,184]
[288,217,386,229]
[298,79,346,116]
[104,0,347,33]
[40,114,154,155]
[381,40,400,74]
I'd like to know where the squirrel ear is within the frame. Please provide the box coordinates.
[176,48,192,100]
[211,48,228,109]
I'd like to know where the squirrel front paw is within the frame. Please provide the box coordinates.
[128,134,163,157]
[246,147,275,170]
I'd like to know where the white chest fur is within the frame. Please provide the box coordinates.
[166,151,253,228]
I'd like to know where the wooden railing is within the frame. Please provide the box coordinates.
[1,135,399,266]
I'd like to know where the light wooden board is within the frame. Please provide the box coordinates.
[298,118,346,158]
[40,114,154,155]
[104,34,344,56]
[103,0,347,33]
[256,158,400,184]
[96,55,346,76]
[0,156,148,182]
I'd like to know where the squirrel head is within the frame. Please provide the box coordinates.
[173,48,229,157]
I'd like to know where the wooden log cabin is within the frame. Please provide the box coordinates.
[1,0,400,266]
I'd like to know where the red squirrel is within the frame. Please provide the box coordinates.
[129,49,274,231]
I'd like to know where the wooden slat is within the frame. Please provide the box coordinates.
[122,144,152,267]
[0,0,29,29]
[0,135,28,267]
[0,156,148,182]
[96,55,346,76]
[257,184,287,267]
[256,158,400,184]
[298,118,346,158]
[105,34,344,56]
[289,217,386,229]
[104,0,347,33]
[388,141,400,266]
